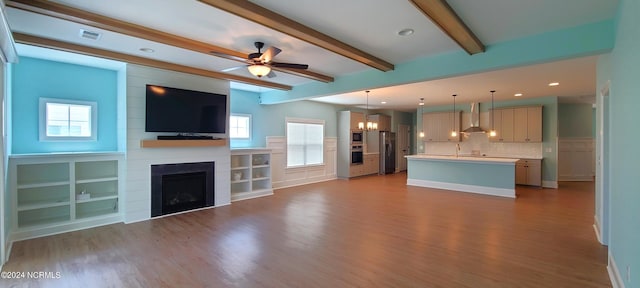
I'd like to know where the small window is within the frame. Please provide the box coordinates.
[286,118,324,168]
[229,114,251,139]
[39,98,97,141]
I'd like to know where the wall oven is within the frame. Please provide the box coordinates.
[351,145,363,165]
[351,131,363,144]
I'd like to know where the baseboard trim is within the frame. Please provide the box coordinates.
[406,179,515,198]
[608,253,625,288]
[273,176,337,190]
[10,215,123,242]
[593,215,603,244]
[542,180,558,188]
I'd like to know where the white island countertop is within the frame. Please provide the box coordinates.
[406,154,519,165]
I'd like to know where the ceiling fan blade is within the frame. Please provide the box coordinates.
[270,62,309,70]
[260,46,282,63]
[210,51,247,62]
[266,70,277,78]
[221,65,245,72]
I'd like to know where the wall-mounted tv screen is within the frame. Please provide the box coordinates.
[145,85,227,134]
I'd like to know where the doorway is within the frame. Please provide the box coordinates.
[396,124,410,171]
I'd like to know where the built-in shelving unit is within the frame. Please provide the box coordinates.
[230,149,273,201]
[140,139,227,148]
[9,153,124,241]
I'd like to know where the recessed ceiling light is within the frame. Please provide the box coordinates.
[381,101,387,104]
[398,28,414,36]
[140,48,155,53]
[514,93,523,97]
[548,82,560,86]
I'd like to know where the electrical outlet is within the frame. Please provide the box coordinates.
[627,265,631,282]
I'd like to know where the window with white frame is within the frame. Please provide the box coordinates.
[286,118,324,168]
[39,98,97,141]
[229,114,251,139]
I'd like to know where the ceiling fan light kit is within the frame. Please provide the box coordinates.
[248,64,271,78]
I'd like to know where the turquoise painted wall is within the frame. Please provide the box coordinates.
[558,103,594,138]
[407,159,515,189]
[260,20,614,104]
[229,89,345,148]
[416,96,558,183]
[608,0,640,286]
[11,57,118,154]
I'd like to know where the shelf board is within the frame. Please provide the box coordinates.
[18,214,70,229]
[140,139,227,148]
[76,177,118,184]
[252,177,270,181]
[231,166,249,170]
[76,208,118,219]
[17,181,70,189]
[76,195,118,204]
[231,179,250,184]
[17,200,70,211]
[253,164,270,168]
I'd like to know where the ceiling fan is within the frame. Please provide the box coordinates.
[220,42,309,78]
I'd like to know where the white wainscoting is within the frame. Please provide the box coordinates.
[125,65,231,224]
[267,136,337,189]
[558,138,595,181]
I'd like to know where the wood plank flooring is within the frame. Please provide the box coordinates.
[1,173,610,287]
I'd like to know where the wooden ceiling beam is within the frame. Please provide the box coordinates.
[6,0,333,83]
[13,33,292,91]
[197,0,395,72]
[408,0,485,55]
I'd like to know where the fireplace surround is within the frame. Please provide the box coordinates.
[151,162,215,217]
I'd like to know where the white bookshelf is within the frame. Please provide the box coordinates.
[9,153,124,241]
[230,149,273,201]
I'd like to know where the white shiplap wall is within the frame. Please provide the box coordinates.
[125,65,231,223]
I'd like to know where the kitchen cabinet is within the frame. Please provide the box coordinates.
[516,159,542,186]
[364,153,380,175]
[368,114,391,131]
[338,111,366,178]
[349,111,365,130]
[514,106,542,142]
[349,153,379,177]
[423,111,461,142]
[490,108,514,142]
[231,149,273,201]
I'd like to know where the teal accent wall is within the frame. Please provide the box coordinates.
[229,89,344,148]
[608,0,640,285]
[260,20,614,104]
[416,96,558,183]
[558,103,594,138]
[11,57,118,154]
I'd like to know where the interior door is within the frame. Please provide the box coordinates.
[397,124,410,171]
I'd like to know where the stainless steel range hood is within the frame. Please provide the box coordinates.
[462,103,486,134]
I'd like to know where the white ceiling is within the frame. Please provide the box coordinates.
[5,0,618,110]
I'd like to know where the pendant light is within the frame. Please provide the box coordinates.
[419,98,425,138]
[360,90,377,131]
[489,90,497,137]
[450,94,458,137]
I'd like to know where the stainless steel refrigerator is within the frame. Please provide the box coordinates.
[379,131,395,174]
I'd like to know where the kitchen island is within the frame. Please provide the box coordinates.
[406,155,519,198]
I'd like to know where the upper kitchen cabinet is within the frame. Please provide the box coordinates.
[349,112,365,131]
[514,106,543,142]
[423,111,461,142]
[490,108,514,142]
[368,114,391,131]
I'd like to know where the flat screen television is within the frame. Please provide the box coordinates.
[145,85,227,134]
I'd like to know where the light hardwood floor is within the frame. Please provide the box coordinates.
[1,173,610,287]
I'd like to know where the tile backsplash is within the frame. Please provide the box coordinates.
[423,133,543,158]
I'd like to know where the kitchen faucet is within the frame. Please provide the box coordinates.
[455,143,461,158]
